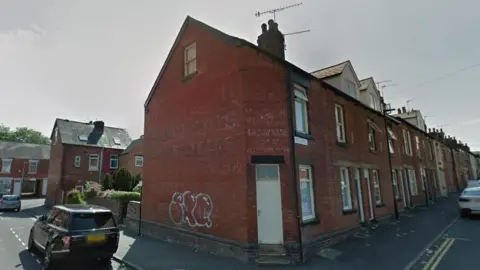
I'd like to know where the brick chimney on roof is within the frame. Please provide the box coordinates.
[257,19,285,60]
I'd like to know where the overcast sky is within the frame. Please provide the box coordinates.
[1,0,479,149]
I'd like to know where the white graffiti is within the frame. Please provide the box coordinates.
[168,191,213,228]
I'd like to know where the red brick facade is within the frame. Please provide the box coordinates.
[140,16,474,264]
[119,137,143,177]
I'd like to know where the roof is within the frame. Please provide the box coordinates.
[0,141,50,159]
[120,136,143,155]
[310,61,349,79]
[54,204,111,213]
[360,77,373,91]
[53,119,132,150]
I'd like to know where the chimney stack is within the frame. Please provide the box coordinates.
[402,107,406,113]
[397,108,402,114]
[257,19,285,60]
[93,121,105,133]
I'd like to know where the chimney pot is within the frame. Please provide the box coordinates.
[257,20,285,59]
[397,108,401,114]
[402,107,406,113]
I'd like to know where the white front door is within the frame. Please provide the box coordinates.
[255,164,284,244]
[398,170,407,207]
[13,179,22,196]
[354,168,365,223]
[364,169,375,220]
[42,178,48,196]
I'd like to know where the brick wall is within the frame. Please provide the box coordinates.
[119,140,143,176]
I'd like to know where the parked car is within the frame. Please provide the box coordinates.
[27,204,120,269]
[0,195,21,211]
[458,186,480,217]
[466,179,480,189]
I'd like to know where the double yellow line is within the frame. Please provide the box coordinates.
[423,237,455,270]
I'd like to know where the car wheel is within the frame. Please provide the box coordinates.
[27,231,36,252]
[43,244,54,270]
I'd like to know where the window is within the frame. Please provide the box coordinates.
[299,165,315,221]
[70,212,116,231]
[294,84,309,134]
[408,169,418,195]
[28,160,39,174]
[368,125,376,150]
[113,137,121,145]
[110,155,118,169]
[388,128,397,154]
[369,93,378,110]
[420,168,426,191]
[340,167,353,210]
[89,155,99,171]
[415,136,421,158]
[345,80,356,98]
[78,134,88,142]
[184,42,197,76]
[1,159,12,173]
[53,127,58,145]
[135,156,144,167]
[403,130,413,156]
[429,141,435,160]
[372,170,382,205]
[74,156,81,167]
[75,185,84,192]
[335,104,346,143]
[392,169,400,199]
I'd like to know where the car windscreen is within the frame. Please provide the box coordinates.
[462,189,480,197]
[69,212,116,231]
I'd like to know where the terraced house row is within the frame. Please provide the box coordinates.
[123,16,480,264]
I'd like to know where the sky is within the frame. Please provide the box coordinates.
[1,0,479,149]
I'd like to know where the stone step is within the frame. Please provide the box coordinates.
[255,256,292,265]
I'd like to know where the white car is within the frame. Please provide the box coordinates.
[459,186,480,217]
[466,180,480,188]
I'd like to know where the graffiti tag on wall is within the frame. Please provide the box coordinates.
[168,191,213,228]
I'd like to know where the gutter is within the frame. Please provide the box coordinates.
[285,64,303,262]
[98,146,105,183]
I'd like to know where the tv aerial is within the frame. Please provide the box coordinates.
[254,2,310,38]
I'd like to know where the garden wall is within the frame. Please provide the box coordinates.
[124,201,141,231]
[86,197,124,224]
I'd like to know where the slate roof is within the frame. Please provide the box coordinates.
[0,141,50,159]
[310,61,349,79]
[120,136,143,155]
[360,78,371,90]
[54,119,132,150]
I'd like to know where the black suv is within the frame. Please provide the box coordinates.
[27,204,120,269]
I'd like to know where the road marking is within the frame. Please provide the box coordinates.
[422,238,451,270]
[9,228,27,249]
[428,238,455,269]
[404,217,458,270]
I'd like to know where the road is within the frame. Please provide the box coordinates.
[0,198,131,270]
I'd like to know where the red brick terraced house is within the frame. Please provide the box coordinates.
[136,16,470,264]
[45,119,132,206]
[0,141,50,197]
[119,135,144,177]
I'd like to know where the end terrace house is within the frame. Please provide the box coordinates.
[45,119,132,206]
[138,16,405,264]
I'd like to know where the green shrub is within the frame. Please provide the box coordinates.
[132,181,142,193]
[84,181,102,199]
[107,191,141,202]
[113,168,133,191]
[66,189,86,204]
[103,173,112,190]
[132,174,142,188]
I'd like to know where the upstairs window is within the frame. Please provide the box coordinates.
[369,93,379,110]
[335,104,346,143]
[403,130,413,156]
[1,159,12,173]
[367,120,381,151]
[415,136,422,158]
[388,127,397,154]
[28,160,39,174]
[294,84,309,134]
[184,42,197,76]
[110,155,118,169]
[345,80,356,98]
[135,156,144,167]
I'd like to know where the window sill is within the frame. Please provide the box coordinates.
[88,168,99,172]
[336,141,348,148]
[301,217,320,227]
[376,203,386,208]
[342,209,357,215]
[182,71,198,83]
[295,131,315,140]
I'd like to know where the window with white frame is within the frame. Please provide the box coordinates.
[110,155,119,169]
[368,125,376,150]
[403,130,413,156]
[392,169,400,199]
[388,127,397,154]
[372,170,382,204]
[74,156,81,167]
[184,42,197,76]
[75,185,84,192]
[89,155,99,171]
[335,104,346,143]
[135,156,144,167]
[28,160,39,174]
[1,159,12,173]
[340,167,353,210]
[345,80,356,98]
[369,93,378,110]
[299,165,315,221]
[408,169,418,195]
[415,136,421,158]
[420,168,426,191]
[294,84,309,134]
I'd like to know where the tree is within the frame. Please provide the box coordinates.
[113,168,133,191]
[0,124,50,144]
[103,173,112,190]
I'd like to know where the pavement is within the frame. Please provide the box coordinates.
[0,198,131,270]
[16,196,475,270]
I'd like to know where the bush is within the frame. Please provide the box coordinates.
[84,181,102,199]
[66,189,86,204]
[132,181,142,193]
[132,174,142,188]
[113,168,133,191]
[103,174,112,190]
[107,191,141,202]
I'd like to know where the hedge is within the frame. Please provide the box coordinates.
[66,189,86,204]
[107,191,141,202]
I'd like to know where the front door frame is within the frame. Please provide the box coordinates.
[354,168,365,223]
[364,168,375,221]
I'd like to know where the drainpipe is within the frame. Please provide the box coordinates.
[286,65,303,262]
[98,147,105,183]
[382,111,399,220]
[138,186,143,236]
